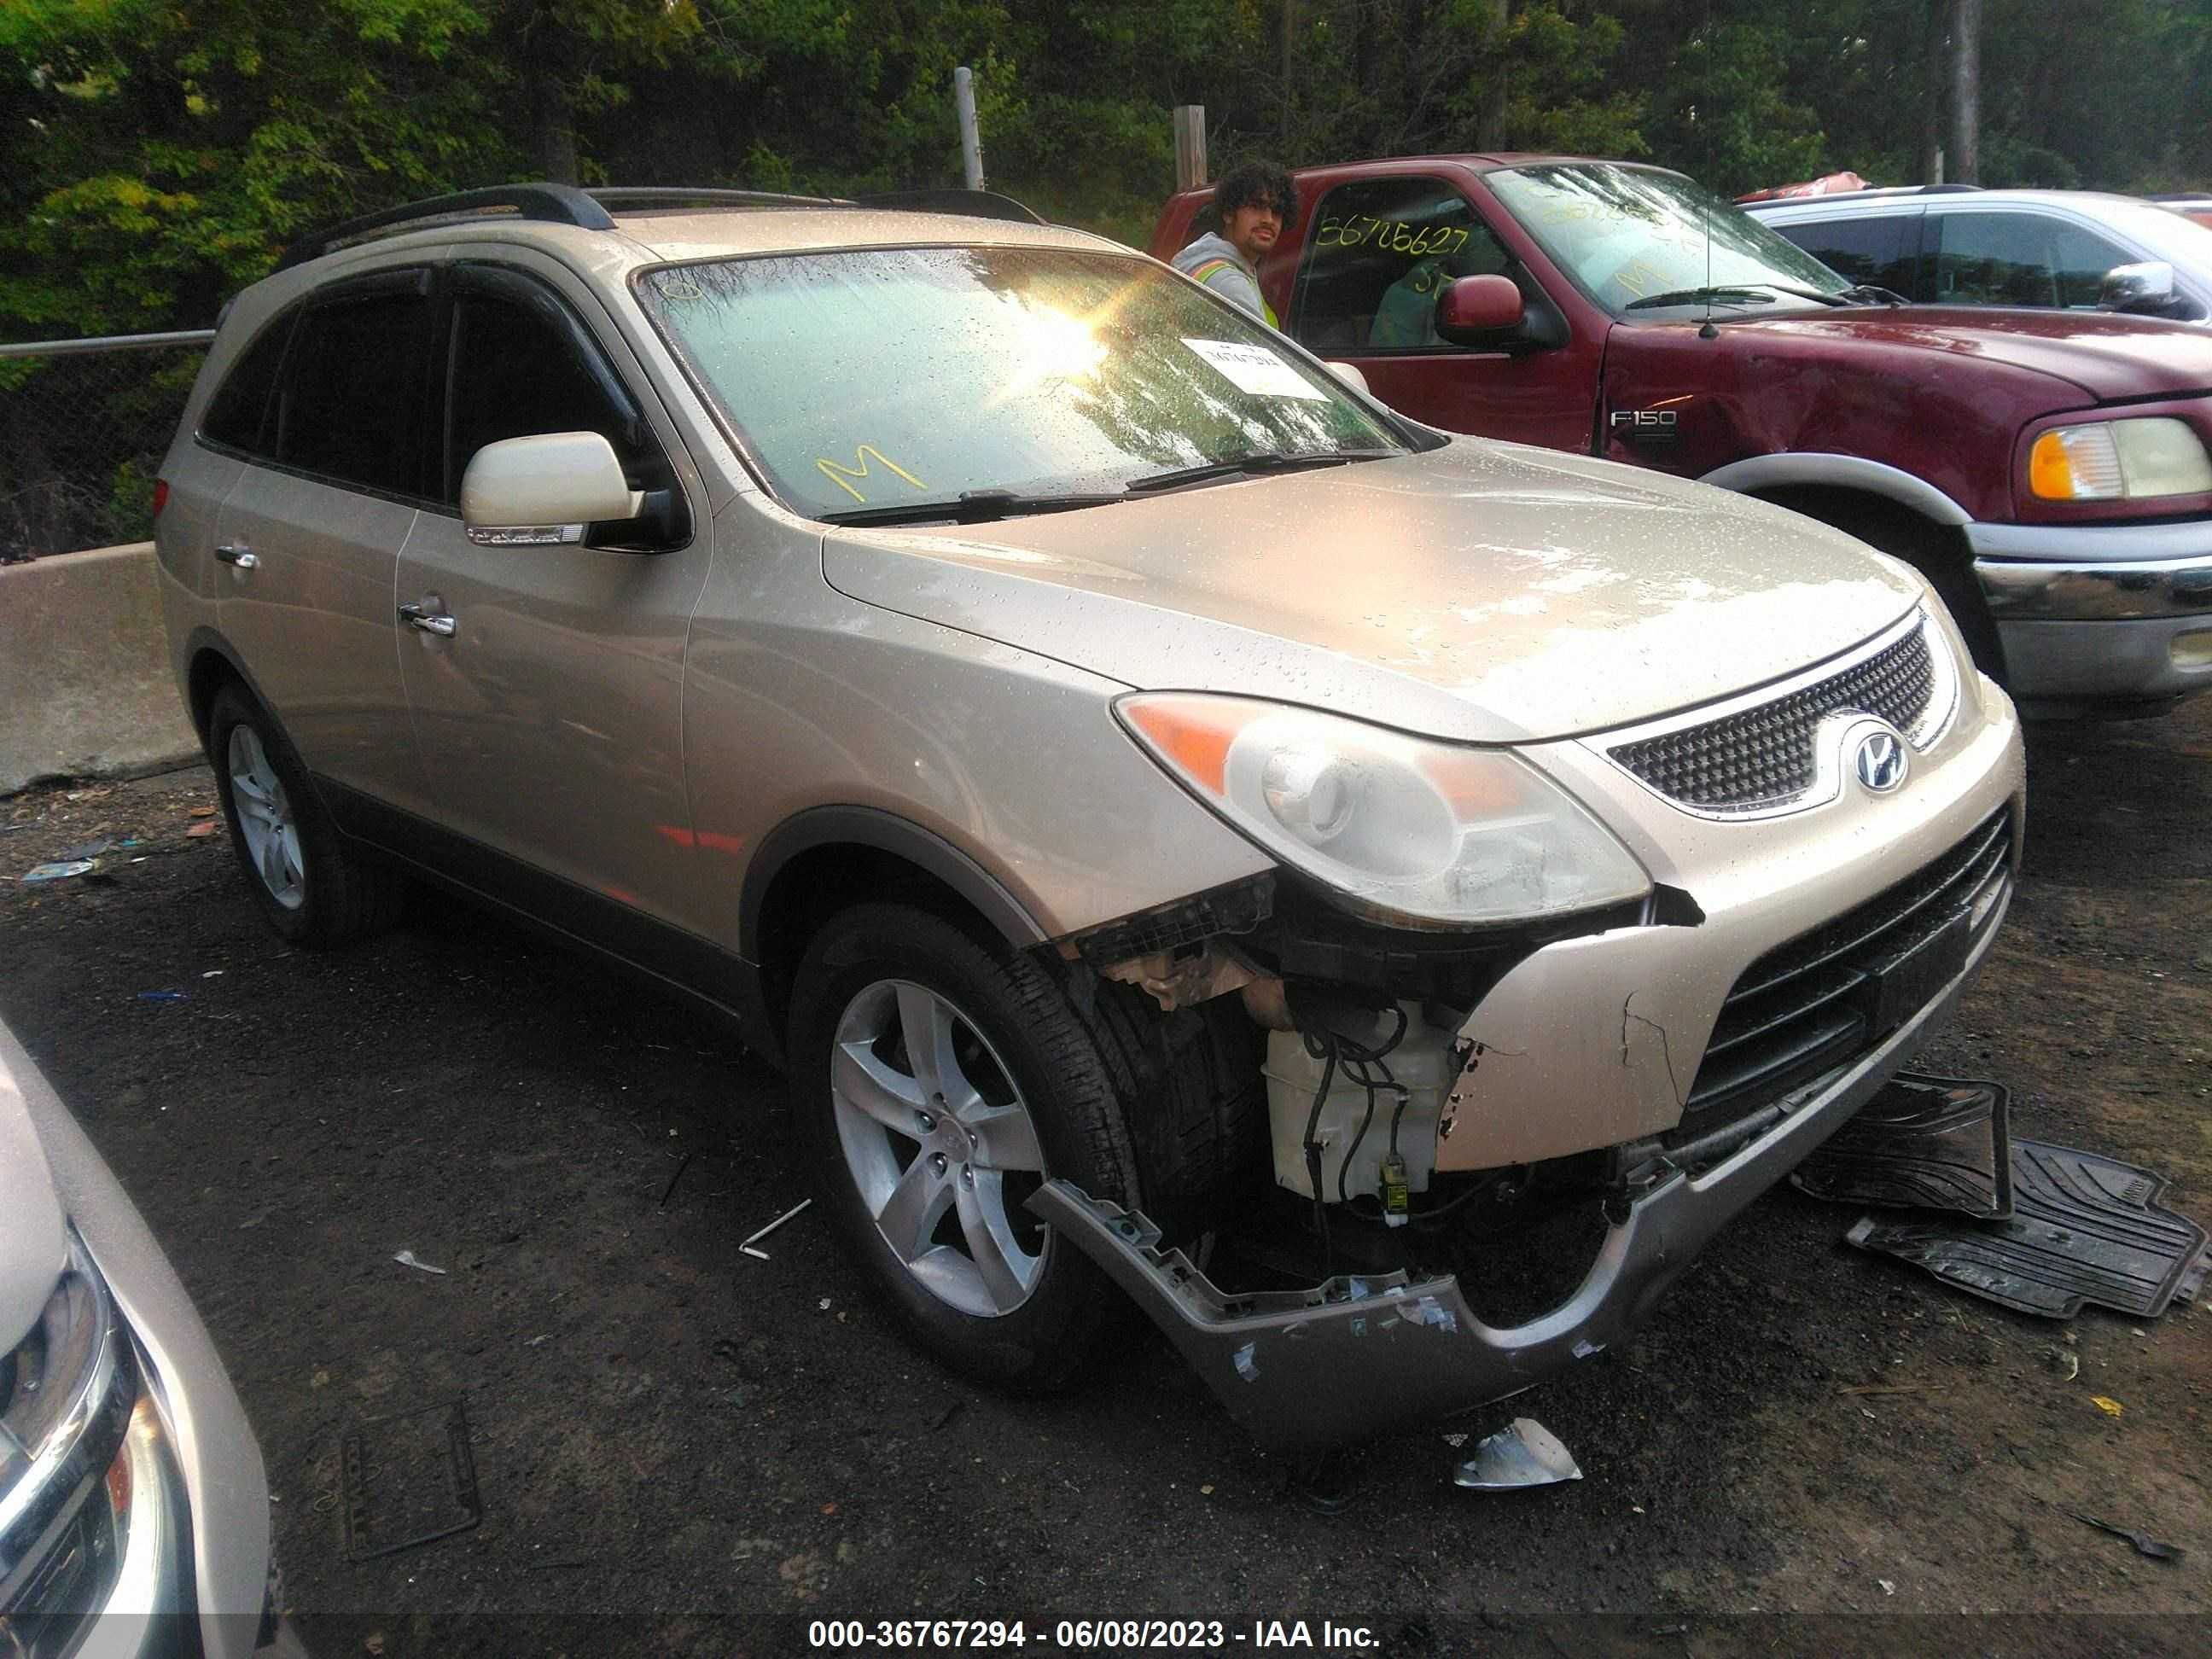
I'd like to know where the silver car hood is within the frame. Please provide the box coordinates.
[0,1040,70,1350]
[821,439,1923,743]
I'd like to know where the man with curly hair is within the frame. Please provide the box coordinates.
[1172,160,1296,328]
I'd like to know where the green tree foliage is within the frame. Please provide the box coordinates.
[3,0,2209,342]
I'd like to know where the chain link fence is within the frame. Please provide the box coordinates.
[0,332,213,564]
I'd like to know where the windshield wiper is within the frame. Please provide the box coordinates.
[1623,286,1779,311]
[1840,282,1912,306]
[819,488,1124,527]
[1125,448,1398,494]
[1625,282,1855,311]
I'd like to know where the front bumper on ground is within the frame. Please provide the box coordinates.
[1032,882,2008,1450]
[1968,517,2212,704]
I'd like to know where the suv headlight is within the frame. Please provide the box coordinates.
[2029,416,2212,500]
[1117,693,1650,928]
[1,1233,154,1644]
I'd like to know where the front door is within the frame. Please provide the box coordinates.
[393,256,711,928]
[1284,174,1600,451]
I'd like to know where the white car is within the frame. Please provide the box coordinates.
[1748,186,2212,323]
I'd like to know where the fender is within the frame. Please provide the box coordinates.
[180,625,275,738]
[1697,454,1973,527]
[738,805,1049,961]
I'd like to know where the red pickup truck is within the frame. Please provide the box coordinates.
[1150,156,2212,717]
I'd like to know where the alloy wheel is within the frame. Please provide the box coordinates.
[830,979,1049,1318]
[226,724,306,911]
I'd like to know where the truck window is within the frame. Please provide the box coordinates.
[1292,178,1514,352]
[1775,214,1920,296]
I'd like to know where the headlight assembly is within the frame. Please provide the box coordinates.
[2029,417,2212,501]
[1116,693,1650,928]
[1,1233,146,1640]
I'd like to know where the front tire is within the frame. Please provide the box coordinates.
[786,903,1140,1393]
[207,684,400,946]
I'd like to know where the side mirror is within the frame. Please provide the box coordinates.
[1435,274,1565,353]
[1324,360,1371,398]
[2098,260,2179,316]
[462,431,643,546]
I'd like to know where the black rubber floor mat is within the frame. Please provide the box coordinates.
[342,1398,481,1561]
[1795,1072,2012,1218]
[1848,1139,2212,1319]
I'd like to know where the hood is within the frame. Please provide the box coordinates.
[822,440,1923,743]
[0,1039,70,1351]
[1726,307,2212,404]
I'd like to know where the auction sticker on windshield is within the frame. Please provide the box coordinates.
[1181,338,1330,400]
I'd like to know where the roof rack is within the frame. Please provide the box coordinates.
[274,180,1051,273]
[591,186,847,212]
[855,189,1047,225]
[1743,183,1984,208]
[274,183,614,271]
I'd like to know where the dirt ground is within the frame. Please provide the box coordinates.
[3,700,2209,1656]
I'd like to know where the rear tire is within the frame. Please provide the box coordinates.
[787,904,1142,1394]
[207,684,401,947]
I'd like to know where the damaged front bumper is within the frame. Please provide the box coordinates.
[1030,886,2006,1449]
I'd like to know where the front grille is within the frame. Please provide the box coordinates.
[1610,625,1936,811]
[1681,809,2011,1125]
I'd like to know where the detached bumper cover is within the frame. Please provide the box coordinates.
[1966,517,2212,702]
[1032,885,2006,1449]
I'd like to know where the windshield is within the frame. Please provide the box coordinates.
[1489,162,1853,317]
[637,247,1403,521]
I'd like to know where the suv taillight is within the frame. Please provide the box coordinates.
[151,479,168,519]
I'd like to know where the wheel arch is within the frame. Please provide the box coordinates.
[183,629,264,746]
[742,806,1051,1050]
[1700,453,1972,527]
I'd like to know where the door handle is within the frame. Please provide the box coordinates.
[398,601,457,638]
[214,542,259,569]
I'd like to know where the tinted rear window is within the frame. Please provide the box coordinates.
[201,311,296,456]
[275,286,434,496]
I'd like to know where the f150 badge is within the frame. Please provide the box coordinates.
[1610,408,1679,445]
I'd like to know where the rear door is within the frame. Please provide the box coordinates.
[392,255,711,928]
[1283,172,1599,451]
[210,268,437,813]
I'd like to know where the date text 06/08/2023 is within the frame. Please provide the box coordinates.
[806,1619,1381,1650]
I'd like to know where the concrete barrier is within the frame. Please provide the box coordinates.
[2,543,201,796]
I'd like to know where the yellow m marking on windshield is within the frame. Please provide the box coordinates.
[816,445,926,504]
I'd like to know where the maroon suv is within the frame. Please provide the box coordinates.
[1151,156,2212,716]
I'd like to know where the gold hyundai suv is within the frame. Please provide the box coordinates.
[154,183,2024,1447]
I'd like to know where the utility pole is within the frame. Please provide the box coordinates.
[1476,0,1511,150]
[1918,0,1946,185]
[1947,0,1982,185]
[954,66,985,191]
[1174,106,1209,191]
[1281,0,1295,148]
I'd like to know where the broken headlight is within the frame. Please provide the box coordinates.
[1116,693,1650,928]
